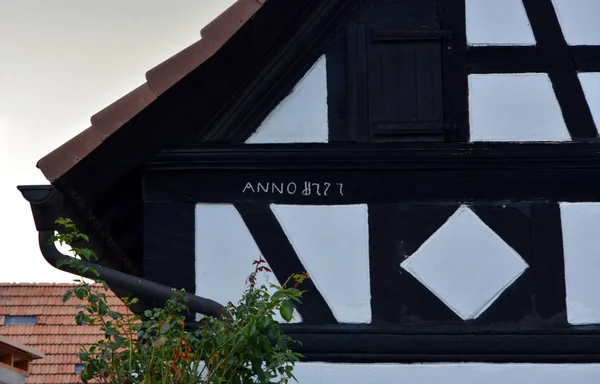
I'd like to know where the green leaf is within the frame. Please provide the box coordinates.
[62,291,73,303]
[74,287,86,300]
[279,299,294,322]
[104,328,117,338]
[107,310,121,320]
[108,341,120,351]
[271,291,284,302]
[267,326,279,340]
[98,300,108,316]
[160,322,170,334]
[75,311,85,325]
[277,337,287,350]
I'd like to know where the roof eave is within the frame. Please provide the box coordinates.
[36,0,264,183]
[0,335,45,360]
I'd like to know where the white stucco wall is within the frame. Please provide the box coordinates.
[194,201,600,373]
[195,203,301,322]
[291,363,600,383]
[469,74,571,142]
[195,2,600,369]
[0,365,26,384]
[271,204,371,323]
[578,73,600,133]
[195,204,277,300]
[552,0,600,45]
[560,203,600,325]
[465,0,600,142]
[466,0,600,47]
[196,201,600,325]
[195,203,371,323]
[465,0,535,46]
[244,1,599,144]
[246,55,328,144]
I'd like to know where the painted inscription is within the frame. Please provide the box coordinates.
[242,182,344,196]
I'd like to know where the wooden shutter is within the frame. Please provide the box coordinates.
[349,27,450,142]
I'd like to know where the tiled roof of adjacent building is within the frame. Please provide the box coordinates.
[37,0,265,182]
[0,283,129,384]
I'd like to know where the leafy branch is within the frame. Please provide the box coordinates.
[52,218,305,383]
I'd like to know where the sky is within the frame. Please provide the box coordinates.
[0,0,236,283]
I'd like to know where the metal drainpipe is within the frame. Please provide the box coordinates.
[37,230,226,318]
[19,185,226,319]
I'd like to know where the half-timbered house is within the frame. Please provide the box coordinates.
[19,0,600,381]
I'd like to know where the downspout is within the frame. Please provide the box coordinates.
[19,185,226,319]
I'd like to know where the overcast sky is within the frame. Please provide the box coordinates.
[0,0,236,282]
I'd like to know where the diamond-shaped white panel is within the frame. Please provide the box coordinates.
[400,206,528,320]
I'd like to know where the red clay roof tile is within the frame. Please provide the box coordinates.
[90,83,157,139]
[145,38,216,95]
[0,283,131,384]
[27,374,81,384]
[35,315,87,326]
[37,0,264,182]
[0,284,76,296]
[38,126,104,181]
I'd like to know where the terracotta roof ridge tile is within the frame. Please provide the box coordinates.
[37,0,264,182]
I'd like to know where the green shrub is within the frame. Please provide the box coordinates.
[53,218,305,384]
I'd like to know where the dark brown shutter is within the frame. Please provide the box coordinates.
[350,27,450,142]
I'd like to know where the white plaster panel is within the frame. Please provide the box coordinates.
[401,206,528,320]
[270,204,371,323]
[578,73,600,133]
[465,0,535,46]
[195,203,301,322]
[469,74,571,142]
[552,0,600,45]
[560,202,600,325]
[291,362,600,383]
[246,55,328,144]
